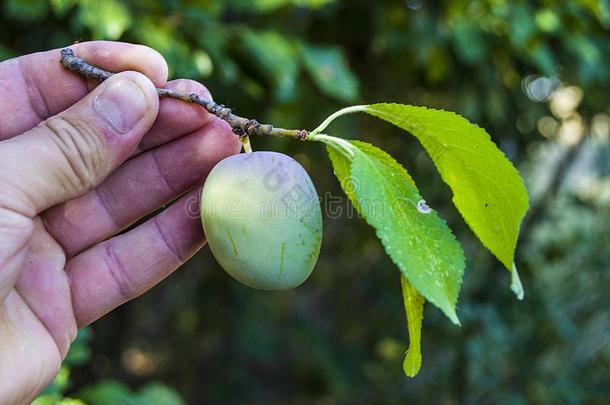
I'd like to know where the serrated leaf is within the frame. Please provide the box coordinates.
[363,103,529,277]
[401,275,424,377]
[327,140,465,323]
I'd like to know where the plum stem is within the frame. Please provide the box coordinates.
[309,105,367,136]
[60,48,310,141]
[242,136,253,153]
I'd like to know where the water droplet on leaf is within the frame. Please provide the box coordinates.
[416,199,432,214]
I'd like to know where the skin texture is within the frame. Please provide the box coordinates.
[201,152,323,290]
[0,41,241,404]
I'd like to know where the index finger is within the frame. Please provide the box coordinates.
[0,40,168,140]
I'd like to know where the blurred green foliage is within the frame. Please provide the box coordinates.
[2,0,609,403]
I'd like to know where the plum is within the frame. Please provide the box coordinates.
[200,152,323,290]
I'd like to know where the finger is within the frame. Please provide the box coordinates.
[0,40,168,140]
[66,189,205,326]
[44,118,239,256]
[134,79,214,154]
[0,71,159,217]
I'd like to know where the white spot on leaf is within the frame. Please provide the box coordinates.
[416,199,432,214]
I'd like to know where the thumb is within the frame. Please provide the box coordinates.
[0,71,159,217]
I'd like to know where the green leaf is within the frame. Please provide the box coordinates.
[239,30,299,102]
[401,275,424,377]
[134,21,195,79]
[78,0,131,40]
[4,0,48,22]
[50,0,76,17]
[39,366,70,396]
[134,383,185,405]
[77,380,185,405]
[77,380,135,405]
[32,395,86,405]
[300,43,359,103]
[227,0,335,13]
[64,328,92,367]
[327,140,465,323]
[362,104,529,284]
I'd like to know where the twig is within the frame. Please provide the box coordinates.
[60,48,309,141]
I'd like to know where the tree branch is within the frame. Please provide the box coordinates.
[60,48,309,141]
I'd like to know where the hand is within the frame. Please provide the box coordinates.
[0,41,240,403]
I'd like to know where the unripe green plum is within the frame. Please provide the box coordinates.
[201,151,323,290]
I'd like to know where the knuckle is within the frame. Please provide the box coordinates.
[43,116,108,193]
[0,207,34,240]
[103,240,136,301]
[153,216,187,263]
[0,208,34,266]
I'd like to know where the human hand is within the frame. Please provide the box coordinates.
[0,41,240,404]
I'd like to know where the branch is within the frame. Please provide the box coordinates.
[60,48,309,141]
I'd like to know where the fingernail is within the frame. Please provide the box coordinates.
[94,76,150,133]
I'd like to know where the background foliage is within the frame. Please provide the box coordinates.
[1,0,609,403]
